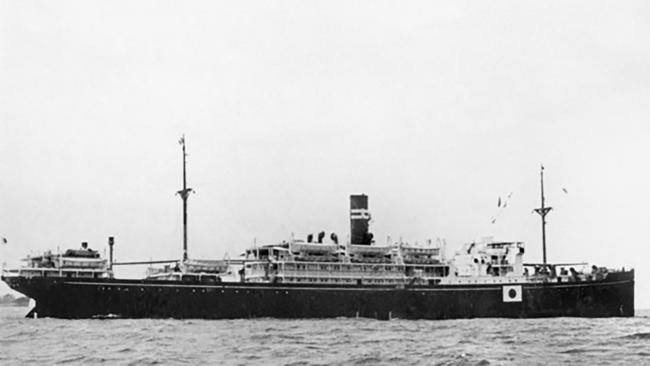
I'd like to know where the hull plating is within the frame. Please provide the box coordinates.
[3,271,634,320]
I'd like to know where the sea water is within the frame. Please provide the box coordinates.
[1,307,648,365]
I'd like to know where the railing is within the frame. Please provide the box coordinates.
[2,267,109,279]
[279,261,447,270]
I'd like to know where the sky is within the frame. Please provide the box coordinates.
[1,1,649,308]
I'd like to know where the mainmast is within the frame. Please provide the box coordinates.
[177,135,193,261]
[533,165,552,264]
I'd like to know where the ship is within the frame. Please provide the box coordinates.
[1,139,635,319]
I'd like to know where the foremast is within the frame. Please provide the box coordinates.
[177,135,193,261]
[533,165,552,264]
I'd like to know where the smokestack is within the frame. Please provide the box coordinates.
[108,237,114,271]
[350,194,372,245]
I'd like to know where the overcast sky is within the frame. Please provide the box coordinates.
[1,1,649,307]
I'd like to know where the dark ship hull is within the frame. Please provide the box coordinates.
[2,270,634,319]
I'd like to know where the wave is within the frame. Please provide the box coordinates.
[620,332,650,340]
[559,348,593,354]
[2,307,650,365]
[54,355,86,364]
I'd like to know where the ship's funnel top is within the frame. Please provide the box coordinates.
[350,194,372,245]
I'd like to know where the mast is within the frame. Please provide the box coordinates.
[177,135,193,261]
[533,165,552,264]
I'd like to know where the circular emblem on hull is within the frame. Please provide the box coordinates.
[502,285,522,302]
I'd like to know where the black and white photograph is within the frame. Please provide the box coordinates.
[1,1,648,365]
